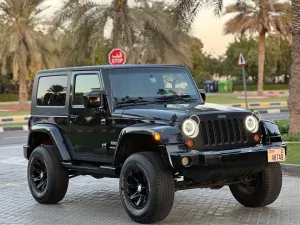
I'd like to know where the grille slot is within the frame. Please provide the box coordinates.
[201,117,249,148]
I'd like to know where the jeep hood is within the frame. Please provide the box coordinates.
[119,103,248,122]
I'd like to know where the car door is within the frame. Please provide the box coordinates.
[66,71,114,164]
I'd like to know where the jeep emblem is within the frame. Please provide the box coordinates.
[218,115,226,119]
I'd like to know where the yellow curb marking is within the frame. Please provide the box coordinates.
[6,183,20,187]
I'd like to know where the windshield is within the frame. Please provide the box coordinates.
[108,67,200,102]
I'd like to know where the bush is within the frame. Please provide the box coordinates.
[233,84,289,92]
[282,133,300,142]
[0,94,19,102]
[275,121,289,135]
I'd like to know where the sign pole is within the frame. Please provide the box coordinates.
[242,66,248,109]
[238,51,248,109]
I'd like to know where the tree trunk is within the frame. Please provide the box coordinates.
[288,0,300,134]
[112,14,121,48]
[18,72,28,110]
[257,31,266,96]
[112,0,128,49]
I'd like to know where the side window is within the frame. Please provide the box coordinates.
[73,74,102,105]
[37,75,68,106]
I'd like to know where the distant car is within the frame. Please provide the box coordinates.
[24,65,286,224]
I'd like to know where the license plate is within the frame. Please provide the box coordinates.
[267,148,286,162]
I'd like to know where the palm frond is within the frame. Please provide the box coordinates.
[172,0,223,31]
[224,0,291,37]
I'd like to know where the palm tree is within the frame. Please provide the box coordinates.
[55,0,190,66]
[0,0,60,109]
[172,0,224,31]
[288,0,300,133]
[223,0,292,95]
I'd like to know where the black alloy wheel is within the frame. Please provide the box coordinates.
[119,152,175,224]
[124,168,149,210]
[30,159,48,193]
[27,145,69,204]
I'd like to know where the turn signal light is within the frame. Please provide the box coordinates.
[154,132,161,141]
[254,135,260,142]
[187,139,194,148]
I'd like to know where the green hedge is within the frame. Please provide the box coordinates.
[233,84,289,92]
[273,120,300,142]
[0,94,32,102]
[0,94,19,102]
[282,133,300,142]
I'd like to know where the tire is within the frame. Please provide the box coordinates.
[229,162,282,207]
[119,152,175,224]
[27,145,69,204]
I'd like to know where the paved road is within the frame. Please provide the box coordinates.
[260,112,289,120]
[1,131,300,225]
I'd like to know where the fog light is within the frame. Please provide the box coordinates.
[182,157,190,167]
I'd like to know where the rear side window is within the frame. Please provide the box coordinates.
[73,74,102,105]
[37,75,68,106]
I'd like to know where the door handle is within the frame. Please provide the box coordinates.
[69,115,79,120]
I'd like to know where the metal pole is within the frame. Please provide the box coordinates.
[242,66,248,109]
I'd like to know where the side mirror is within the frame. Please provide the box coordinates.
[83,92,104,109]
[198,89,206,103]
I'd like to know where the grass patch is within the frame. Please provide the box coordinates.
[206,94,287,105]
[0,110,30,117]
[285,144,300,165]
[275,119,289,127]
[1,122,27,127]
[0,103,30,108]
[232,84,289,92]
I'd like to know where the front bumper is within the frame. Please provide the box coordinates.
[166,143,287,170]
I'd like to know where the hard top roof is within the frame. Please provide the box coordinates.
[36,64,187,75]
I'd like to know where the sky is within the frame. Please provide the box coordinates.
[43,0,237,57]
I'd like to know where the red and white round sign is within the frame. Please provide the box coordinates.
[108,49,126,65]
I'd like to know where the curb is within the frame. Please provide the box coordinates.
[228,102,287,108]
[257,108,289,114]
[0,108,290,127]
[232,91,289,95]
[0,116,29,123]
[281,164,300,177]
[0,125,28,132]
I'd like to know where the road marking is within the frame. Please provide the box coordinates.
[6,183,20,187]
[0,145,24,149]
[1,136,28,139]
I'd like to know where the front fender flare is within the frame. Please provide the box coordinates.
[113,123,188,167]
[260,120,283,145]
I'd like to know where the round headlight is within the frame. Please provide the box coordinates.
[182,119,199,137]
[245,116,259,133]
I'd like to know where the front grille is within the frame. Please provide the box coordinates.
[200,118,248,147]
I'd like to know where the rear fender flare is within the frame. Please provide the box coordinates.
[28,124,71,161]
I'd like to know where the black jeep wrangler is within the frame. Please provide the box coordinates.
[24,65,286,224]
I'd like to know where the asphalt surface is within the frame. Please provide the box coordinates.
[0,130,300,225]
[260,112,289,120]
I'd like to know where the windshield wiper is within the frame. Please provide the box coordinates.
[155,94,196,103]
[116,97,151,106]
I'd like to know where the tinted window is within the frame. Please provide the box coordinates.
[37,76,68,106]
[109,67,198,100]
[74,74,101,105]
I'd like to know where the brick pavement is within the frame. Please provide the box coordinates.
[0,158,299,225]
